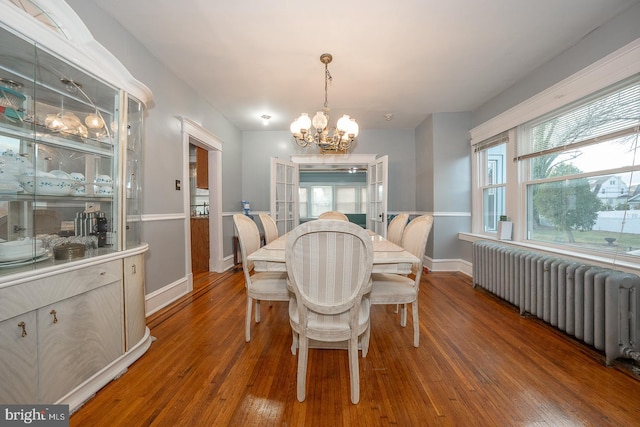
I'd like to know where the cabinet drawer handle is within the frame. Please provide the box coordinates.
[100,271,106,276]
[132,264,137,274]
[18,321,27,337]
[50,309,58,324]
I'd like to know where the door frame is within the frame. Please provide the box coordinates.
[367,155,389,235]
[290,153,380,226]
[181,117,224,277]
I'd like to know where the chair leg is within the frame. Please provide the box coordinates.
[245,296,253,342]
[400,304,407,327]
[291,330,298,355]
[348,336,360,404]
[297,334,309,402]
[412,300,419,347]
[361,323,370,358]
[255,300,261,323]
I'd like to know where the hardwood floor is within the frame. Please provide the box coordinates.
[70,269,640,426]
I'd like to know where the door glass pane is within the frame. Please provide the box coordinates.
[310,186,332,217]
[298,188,307,218]
[336,187,356,213]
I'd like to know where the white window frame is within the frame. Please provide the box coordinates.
[462,39,640,271]
[516,75,640,257]
[471,130,518,236]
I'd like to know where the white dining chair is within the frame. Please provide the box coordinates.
[386,213,409,246]
[369,214,433,347]
[286,219,373,404]
[258,213,279,245]
[233,214,290,342]
[318,211,349,221]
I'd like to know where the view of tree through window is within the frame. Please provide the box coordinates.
[522,77,640,255]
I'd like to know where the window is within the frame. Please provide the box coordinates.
[299,184,367,219]
[298,171,367,220]
[310,186,332,217]
[474,133,508,233]
[336,187,356,213]
[520,75,640,256]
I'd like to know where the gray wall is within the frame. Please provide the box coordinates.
[415,113,472,261]
[67,0,243,293]
[241,129,417,213]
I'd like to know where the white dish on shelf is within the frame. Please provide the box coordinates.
[0,178,22,193]
[94,174,112,184]
[70,172,85,182]
[19,175,82,196]
[0,238,43,258]
[0,247,48,263]
[97,185,113,195]
[21,169,55,178]
[0,251,51,268]
[49,169,72,180]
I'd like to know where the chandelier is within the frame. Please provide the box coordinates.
[290,53,359,152]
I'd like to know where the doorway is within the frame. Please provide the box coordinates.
[189,143,210,272]
[181,118,224,287]
[288,153,387,233]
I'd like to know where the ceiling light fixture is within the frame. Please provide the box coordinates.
[290,53,359,153]
[261,114,271,126]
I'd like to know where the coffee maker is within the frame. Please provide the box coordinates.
[74,211,108,247]
[94,212,108,247]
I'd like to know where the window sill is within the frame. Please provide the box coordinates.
[458,232,640,275]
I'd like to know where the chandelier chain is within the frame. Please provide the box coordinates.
[324,64,332,111]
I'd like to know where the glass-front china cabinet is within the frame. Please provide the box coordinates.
[0,0,152,411]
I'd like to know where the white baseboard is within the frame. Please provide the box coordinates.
[424,257,472,277]
[223,254,237,271]
[457,259,472,277]
[145,257,473,317]
[145,275,192,316]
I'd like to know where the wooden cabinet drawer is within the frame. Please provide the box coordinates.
[0,260,123,322]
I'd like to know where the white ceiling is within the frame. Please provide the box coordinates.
[93,0,638,132]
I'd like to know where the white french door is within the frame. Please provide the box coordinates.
[367,155,388,236]
[270,157,299,235]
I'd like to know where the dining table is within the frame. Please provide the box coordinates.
[247,228,420,274]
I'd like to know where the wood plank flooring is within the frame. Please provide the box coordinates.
[70,269,640,426]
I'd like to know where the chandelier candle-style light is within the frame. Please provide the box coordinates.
[290,53,359,152]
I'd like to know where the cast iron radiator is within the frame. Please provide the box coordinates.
[472,240,640,365]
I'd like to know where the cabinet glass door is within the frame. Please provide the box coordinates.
[124,96,143,248]
[0,25,119,275]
